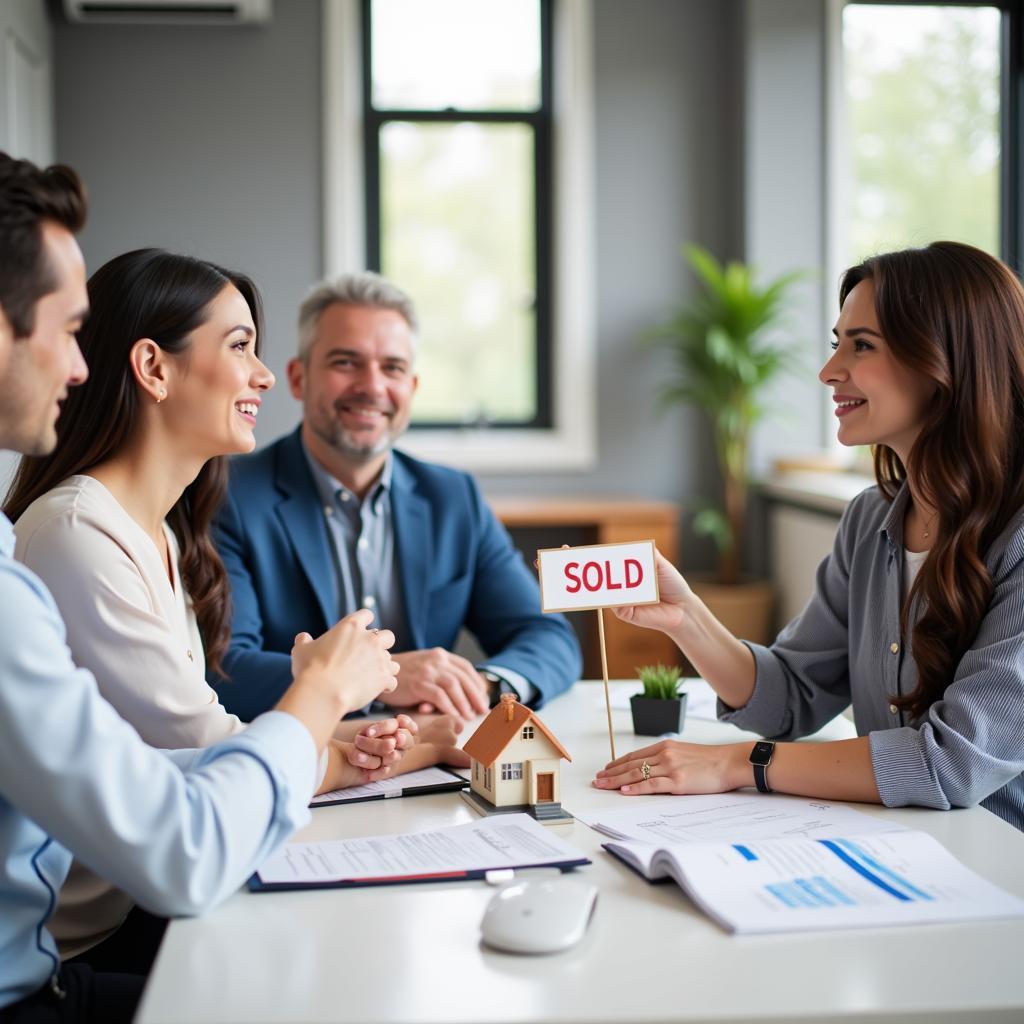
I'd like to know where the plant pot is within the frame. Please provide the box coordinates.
[689,575,775,645]
[630,693,688,736]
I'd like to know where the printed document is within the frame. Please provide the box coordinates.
[254,813,590,887]
[605,828,1024,934]
[577,791,904,844]
[310,766,465,805]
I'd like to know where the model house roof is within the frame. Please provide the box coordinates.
[463,694,572,767]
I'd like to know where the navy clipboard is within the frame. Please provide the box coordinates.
[248,812,592,893]
[248,858,591,893]
[308,766,468,808]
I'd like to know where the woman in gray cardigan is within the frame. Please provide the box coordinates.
[596,241,1024,832]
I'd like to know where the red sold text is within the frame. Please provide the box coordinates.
[564,558,644,593]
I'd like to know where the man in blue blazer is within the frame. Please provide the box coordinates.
[211,272,580,723]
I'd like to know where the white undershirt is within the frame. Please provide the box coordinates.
[903,547,928,599]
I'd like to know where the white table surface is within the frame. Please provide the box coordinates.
[136,682,1024,1024]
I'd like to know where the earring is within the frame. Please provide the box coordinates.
[157,390,166,404]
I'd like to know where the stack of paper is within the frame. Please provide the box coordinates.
[580,793,1024,934]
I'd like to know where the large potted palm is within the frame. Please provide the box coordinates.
[648,245,804,643]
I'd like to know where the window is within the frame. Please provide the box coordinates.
[484,766,492,789]
[473,762,479,781]
[840,3,1013,268]
[501,762,524,781]
[362,0,551,429]
[324,0,596,471]
[521,725,534,740]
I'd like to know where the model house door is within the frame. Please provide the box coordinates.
[536,772,554,802]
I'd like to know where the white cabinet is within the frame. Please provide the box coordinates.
[762,471,874,626]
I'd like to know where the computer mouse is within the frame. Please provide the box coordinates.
[480,877,598,955]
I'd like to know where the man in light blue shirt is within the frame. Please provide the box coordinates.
[0,153,398,1022]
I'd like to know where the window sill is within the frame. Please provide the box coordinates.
[401,424,596,473]
[760,469,876,516]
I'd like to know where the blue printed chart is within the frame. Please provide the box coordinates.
[671,830,1024,934]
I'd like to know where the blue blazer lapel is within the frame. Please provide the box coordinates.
[391,456,432,649]
[273,429,336,628]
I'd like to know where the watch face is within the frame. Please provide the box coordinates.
[750,741,774,766]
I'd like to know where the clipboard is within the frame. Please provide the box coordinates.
[309,765,468,808]
[248,813,592,893]
[248,859,590,893]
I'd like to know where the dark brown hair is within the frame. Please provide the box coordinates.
[4,248,265,674]
[840,241,1024,719]
[0,152,87,338]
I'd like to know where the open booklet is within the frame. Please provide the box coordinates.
[249,813,590,892]
[580,793,1024,934]
[310,766,467,807]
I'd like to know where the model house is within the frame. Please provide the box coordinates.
[462,693,572,822]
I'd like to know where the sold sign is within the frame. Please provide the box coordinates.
[537,540,659,613]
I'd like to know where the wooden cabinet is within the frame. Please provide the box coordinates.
[488,497,680,680]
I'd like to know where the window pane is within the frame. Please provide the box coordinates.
[379,121,537,425]
[371,0,541,110]
[843,4,1000,261]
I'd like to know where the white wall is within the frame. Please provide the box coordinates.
[743,0,834,475]
[0,0,54,497]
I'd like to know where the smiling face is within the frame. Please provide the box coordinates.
[160,283,274,460]
[0,222,89,456]
[819,278,935,463]
[288,302,418,469]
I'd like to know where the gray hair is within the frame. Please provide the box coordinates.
[296,271,419,362]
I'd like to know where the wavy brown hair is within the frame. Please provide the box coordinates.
[3,248,265,675]
[840,242,1024,719]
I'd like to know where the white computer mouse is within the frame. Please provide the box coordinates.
[480,877,598,955]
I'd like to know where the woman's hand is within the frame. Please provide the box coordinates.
[612,551,696,636]
[320,738,395,790]
[593,739,751,795]
[290,609,399,715]
[414,714,471,768]
[347,715,418,770]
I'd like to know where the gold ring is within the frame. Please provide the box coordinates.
[641,760,651,782]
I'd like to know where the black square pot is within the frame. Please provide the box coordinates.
[629,693,688,736]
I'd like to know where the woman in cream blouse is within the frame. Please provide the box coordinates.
[6,249,466,961]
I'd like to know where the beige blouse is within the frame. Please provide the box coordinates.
[15,475,245,957]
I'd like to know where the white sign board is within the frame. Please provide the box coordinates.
[537,540,659,613]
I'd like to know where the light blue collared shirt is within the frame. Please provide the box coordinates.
[302,442,535,704]
[0,511,317,1008]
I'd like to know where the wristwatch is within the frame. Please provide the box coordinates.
[749,740,775,794]
[479,670,507,706]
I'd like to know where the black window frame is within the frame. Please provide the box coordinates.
[360,0,554,430]
[843,0,1024,274]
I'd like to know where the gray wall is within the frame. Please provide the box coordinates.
[52,0,747,569]
[52,0,323,419]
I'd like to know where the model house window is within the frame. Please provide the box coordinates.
[500,762,524,781]
[485,766,492,789]
[473,762,479,781]
[521,726,534,740]
[841,3,1009,267]
[362,0,552,429]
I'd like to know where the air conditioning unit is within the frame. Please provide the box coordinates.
[62,0,272,26]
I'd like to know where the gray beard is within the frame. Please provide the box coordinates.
[310,416,397,464]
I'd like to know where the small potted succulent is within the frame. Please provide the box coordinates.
[630,664,688,736]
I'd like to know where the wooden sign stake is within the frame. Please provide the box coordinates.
[597,608,616,761]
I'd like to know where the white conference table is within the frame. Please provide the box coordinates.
[136,682,1024,1024]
